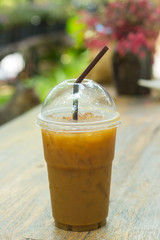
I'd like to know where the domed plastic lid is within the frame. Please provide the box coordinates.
[37,79,121,132]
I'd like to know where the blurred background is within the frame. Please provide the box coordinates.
[0,0,160,125]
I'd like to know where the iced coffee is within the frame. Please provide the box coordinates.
[37,79,120,231]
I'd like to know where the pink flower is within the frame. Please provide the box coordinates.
[130,5,136,14]
[85,36,108,49]
[80,0,160,59]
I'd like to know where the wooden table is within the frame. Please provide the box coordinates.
[0,96,160,240]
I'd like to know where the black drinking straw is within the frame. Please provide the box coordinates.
[73,45,109,120]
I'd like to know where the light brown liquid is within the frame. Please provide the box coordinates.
[42,127,117,231]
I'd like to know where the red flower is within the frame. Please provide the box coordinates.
[80,0,160,59]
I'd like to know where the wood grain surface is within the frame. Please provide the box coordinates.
[0,96,160,240]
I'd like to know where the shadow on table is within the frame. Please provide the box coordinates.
[51,224,109,240]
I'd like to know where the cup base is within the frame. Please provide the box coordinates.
[55,219,106,232]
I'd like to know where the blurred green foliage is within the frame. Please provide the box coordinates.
[0,0,110,107]
[0,93,12,106]
[25,49,89,102]
[66,15,85,48]
[0,49,89,107]
[0,2,69,30]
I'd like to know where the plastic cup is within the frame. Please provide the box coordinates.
[37,79,121,231]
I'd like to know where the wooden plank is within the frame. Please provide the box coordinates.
[0,97,160,239]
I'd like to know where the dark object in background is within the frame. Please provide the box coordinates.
[0,20,66,49]
[0,84,40,125]
[112,50,152,95]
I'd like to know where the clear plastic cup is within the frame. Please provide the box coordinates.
[37,79,121,231]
